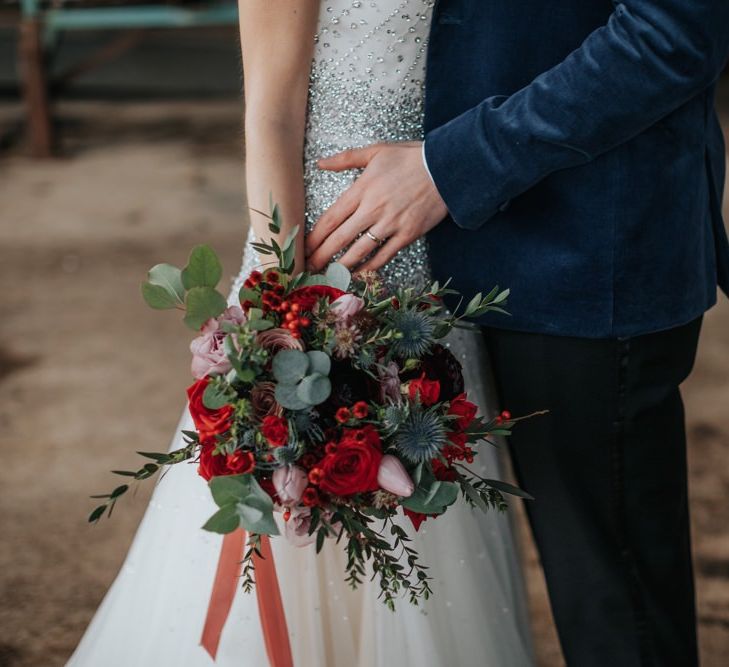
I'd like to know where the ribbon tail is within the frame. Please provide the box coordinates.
[200,529,247,660]
[254,535,294,667]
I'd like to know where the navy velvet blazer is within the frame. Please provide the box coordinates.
[424,0,729,338]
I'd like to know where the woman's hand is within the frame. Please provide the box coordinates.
[305,141,448,272]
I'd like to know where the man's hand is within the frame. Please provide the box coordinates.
[305,141,448,272]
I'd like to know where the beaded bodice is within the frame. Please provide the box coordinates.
[236,0,435,294]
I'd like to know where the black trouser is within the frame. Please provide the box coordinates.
[483,318,702,667]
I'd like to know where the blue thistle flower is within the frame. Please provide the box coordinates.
[357,346,376,370]
[389,309,435,359]
[294,409,325,442]
[382,404,407,434]
[273,444,300,465]
[393,407,447,464]
[238,428,257,448]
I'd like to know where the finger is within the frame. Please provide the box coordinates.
[337,224,391,270]
[306,183,362,256]
[306,212,374,272]
[357,234,407,272]
[317,144,381,172]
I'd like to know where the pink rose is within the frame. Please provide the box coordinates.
[330,294,365,322]
[272,465,308,505]
[189,306,246,379]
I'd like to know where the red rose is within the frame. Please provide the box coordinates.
[319,427,383,496]
[197,444,228,480]
[408,373,441,406]
[198,446,256,481]
[226,450,255,475]
[287,285,346,312]
[187,378,233,444]
[448,393,477,430]
[352,401,369,419]
[261,414,289,447]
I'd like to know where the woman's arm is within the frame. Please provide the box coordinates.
[238,0,319,273]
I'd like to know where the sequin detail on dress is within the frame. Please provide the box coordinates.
[236,0,435,296]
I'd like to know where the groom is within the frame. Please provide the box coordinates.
[306,2,729,666]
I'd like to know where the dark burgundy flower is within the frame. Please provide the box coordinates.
[419,344,465,401]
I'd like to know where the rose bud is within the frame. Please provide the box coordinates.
[273,465,308,505]
[282,506,316,547]
[377,455,415,498]
[330,294,365,322]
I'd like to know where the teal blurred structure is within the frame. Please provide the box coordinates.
[17,0,239,156]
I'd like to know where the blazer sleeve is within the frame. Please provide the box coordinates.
[424,1,729,230]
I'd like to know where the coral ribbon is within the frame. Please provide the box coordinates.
[201,530,293,667]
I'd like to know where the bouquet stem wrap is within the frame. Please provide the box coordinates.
[201,531,292,666]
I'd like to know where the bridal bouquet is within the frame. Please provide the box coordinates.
[90,205,533,607]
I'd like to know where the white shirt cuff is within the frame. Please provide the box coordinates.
[421,140,436,186]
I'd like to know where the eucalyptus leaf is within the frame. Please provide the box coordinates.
[141,282,179,310]
[296,373,331,405]
[401,480,458,515]
[299,274,332,287]
[275,383,309,410]
[237,495,280,535]
[271,202,282,233]
[272,349,310,384]
[209,474,252,507]
[181,245,223,289]
[248,318,274,331]
[283,225,300,251]
[183,286,227,330]
[464,292,482,317]
[238,367,256,383]
[325,262,351,291]
[306,350,331,377]
[282,243,297,273]
[238,287,259,303]
[235,477,278,535]
[147,263,185,304]
[202,382,231,410]
[493,288,510,304]
[202,505,240,534]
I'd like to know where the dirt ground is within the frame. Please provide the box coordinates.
[1,98,728,667]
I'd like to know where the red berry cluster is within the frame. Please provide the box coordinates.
[494,409,512,425]
[280,302,311,339]
[240,269,315,339]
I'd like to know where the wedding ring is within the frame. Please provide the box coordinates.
[365,229,384,245]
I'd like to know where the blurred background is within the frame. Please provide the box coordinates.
[0,4,728,666]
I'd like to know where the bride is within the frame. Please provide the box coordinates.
[69,2,535,665]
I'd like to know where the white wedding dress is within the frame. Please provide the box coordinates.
[69,2,535,665]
